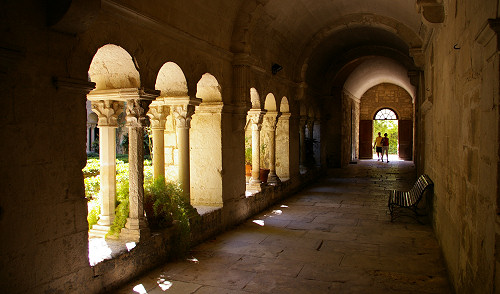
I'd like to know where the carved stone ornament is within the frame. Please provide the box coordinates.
[263,112,281,131]
[247,109,266,127]
[91,100,124,127]
[126,99,150,127]
[172,104,196,129]
[147,102,169,129]
[164,96,202,129]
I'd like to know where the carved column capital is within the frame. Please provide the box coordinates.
[263,111,281,131]
[247,109,266,131]
[91,100,124,127]
[172,104,196,128]
[147,101,169,129]
[88,88,159,127]
[248,108,266,124]
[126,99,151,127]
[163,96,202,129]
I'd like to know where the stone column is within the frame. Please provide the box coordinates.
[147,101,169,179]
[247,109,266,191]
[121,97,154,241]
[88,88,159,240]
[89,99,124,237]
[264,112,281,185]
[299,116,307,168]
[165,97,202,201]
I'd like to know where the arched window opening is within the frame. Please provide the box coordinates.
[85,44,155,266]
[374,108,397,120]
[151,61,189,187]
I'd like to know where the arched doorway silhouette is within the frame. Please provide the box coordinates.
[358,84,414,160]
[373,108,398,157]
[359,107,413,160]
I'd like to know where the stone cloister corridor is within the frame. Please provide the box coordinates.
[115,160,451,294]
[1,0,500,293]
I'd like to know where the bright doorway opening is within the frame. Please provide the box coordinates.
[373,109,398,158]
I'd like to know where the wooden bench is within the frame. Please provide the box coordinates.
[388,174,433,223]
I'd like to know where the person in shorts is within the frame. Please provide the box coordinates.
[373,132,383,161]
[381,133,389,162]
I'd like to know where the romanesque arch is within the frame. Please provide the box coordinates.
[87,44,155,244]
[358,83,413,160]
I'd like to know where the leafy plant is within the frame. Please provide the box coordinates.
[144,177,199,257]
[83,156,159,235]
[87,197,100,229]
[84,175,100,200]
[107,179,130,238]
[91,139,99,153]
[83,159,100,178]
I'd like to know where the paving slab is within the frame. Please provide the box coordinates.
[112,159,451,293]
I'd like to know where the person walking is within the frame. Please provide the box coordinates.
[381,133,389,162]
[373,132,383,161]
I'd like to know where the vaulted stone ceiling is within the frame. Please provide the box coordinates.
[230,0,425,100]
[117,0,428,100]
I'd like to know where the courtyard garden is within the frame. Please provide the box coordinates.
[83,154,194,249]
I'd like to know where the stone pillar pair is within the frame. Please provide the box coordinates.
[264,111,281,185]
[88,88,157,241]
[148,96,201,201]
[247,109,281,191]
[147,100,169,179]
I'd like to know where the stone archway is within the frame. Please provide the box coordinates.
[358,83,413,160]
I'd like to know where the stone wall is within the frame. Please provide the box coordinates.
[341,91,357,165]
[420,1,499,292]
[360,83,413,120]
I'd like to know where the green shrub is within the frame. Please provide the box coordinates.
[87,197,100,229]
[83,159,100,178]
[84,175,101,200]
[84,157,162,234]
[107,179,130,238]
[144,177,199,257]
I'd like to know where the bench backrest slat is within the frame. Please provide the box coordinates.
[399,174,434,207]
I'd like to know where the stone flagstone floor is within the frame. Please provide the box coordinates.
[113,159,451,293]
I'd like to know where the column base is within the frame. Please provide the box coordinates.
[120,218,150,242]
[248,178,264,192]
[267,173,281,186]
[89,225,111,238]
[120,227,150,242]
